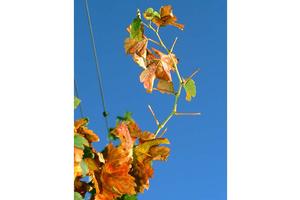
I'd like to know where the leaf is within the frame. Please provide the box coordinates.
[151,5,184,30]
[74,118,99,143]
[74,96,81,109]
[134,138,170,162]
[80,160,88,177]
[74,192,84,200]
[183,79,196,101]
[117,112,133,122]
[124,38,148,68]
[132,137,170,192]
[157,80,174,94]
[139,62,157,93]
[91,123,136,200]
[118,194,138,200]
[152,48,177,81]
[143,8,160,20]
[130,17,143,41]
[139,49,178,93]
[74,134,89,150]
[74,147,84,178]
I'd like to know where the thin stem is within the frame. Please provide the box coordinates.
[147,38,161,47]
[170,37,178,53]
[148,105,160,126]
[175,112,201,116]
[158,128,168,138]
[185,68,201,82]
[154,85,183,136]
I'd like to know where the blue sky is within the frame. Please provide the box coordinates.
[75,0,226,199]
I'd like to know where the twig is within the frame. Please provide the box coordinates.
[147,38,161,47]
[158,128,168,138]
[175,112,201,116]
[170,37,178,53]
[148,105,160,126]
[185,68,201,82]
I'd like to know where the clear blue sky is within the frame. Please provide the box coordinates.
[75,0,226,199]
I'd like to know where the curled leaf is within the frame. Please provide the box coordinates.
[151,5,184,30]
[157,79,175,94]
[75,118,99,143]
[132,137,170,192]
[143,8,161,20]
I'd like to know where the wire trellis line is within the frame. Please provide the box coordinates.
[83,0,109,131]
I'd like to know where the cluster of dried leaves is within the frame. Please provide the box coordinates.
[74,113,170,200]
[124,5,184,94]
[124,5,196,102]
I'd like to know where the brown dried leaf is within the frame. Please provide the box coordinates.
[152,5,184,30]
[157,79,175,94]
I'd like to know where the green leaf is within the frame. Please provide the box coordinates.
[74,96,81,109]
[116,112,133,122]
[80,160,88,177]
[74,192,84,200]
[74,134,89,150]
[143,8,160,20]
[130,17,143,41]
[183,79,196,101]
[117,194,138,200]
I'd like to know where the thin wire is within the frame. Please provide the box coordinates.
[74,79,84,118]
[83,0,109,131]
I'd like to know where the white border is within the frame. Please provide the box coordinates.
[0,1,73,199]
[228,0,300,199]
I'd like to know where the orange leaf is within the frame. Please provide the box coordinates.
[152,5,184,30]
[132,137,170,192]
[91,123,136,199]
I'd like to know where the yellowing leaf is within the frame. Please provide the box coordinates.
[132,137,170,192]
[75,118,99,143]
[134,138,170,162]
[143,8,161,20]
[183,79,196,101]
[130,17,143,41]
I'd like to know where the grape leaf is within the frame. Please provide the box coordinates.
[74,96,81,109]
[74,118,99,143]
[130,17,143,41]
[143,8,160,20]
[150,5,184,30]
[157,80,175,94]
[74,192,84,200]
[80,160,88,177]
[133,137,170,192]
[183,79,196,101]
[74,134,89,150]
[139,48,178,92]
[92,123,136,200]
[118,194,138,200]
